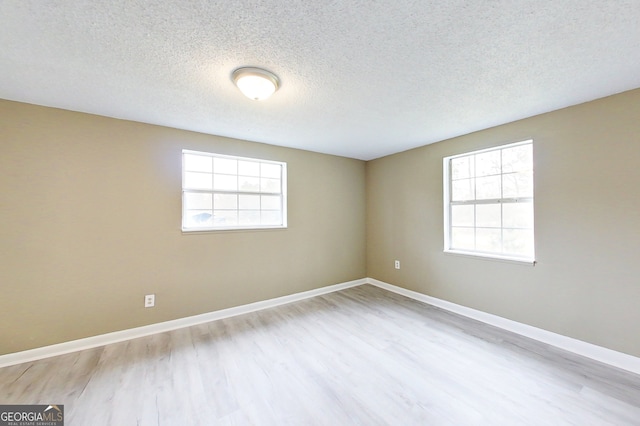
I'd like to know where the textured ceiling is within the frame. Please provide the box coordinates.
[1,1,640,160]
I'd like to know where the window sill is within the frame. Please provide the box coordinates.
[444,249,536,266]
[182,225,287,234]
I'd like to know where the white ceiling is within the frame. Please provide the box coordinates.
[1,1,639,160]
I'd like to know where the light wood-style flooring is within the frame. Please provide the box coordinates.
[2,284,640,425]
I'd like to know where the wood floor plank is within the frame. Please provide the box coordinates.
[1,284,640,425]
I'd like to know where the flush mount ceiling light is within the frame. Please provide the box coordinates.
[232,67,280,101]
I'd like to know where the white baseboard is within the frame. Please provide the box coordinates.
[366,277,640,376]
[0,278,366,369]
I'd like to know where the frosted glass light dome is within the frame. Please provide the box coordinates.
[232,67,280,101]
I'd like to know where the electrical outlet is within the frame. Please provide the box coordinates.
[144,294,155,308]
[395,260,400,269]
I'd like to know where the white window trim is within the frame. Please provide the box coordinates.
[182,150,287,232]
[443,140,535,265]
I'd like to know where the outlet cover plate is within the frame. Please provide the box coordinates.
[144,294,155,308]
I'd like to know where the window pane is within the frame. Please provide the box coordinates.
[184,192,212,210]
[214,158,237,175]
[213,193,237,210]
[261,195,281,210]
[238,176,260,192]
[451,156,474,180]
[238,160,260,176]
[261,163,281,178]
[214,174,237,191]
[261,178,280,193]
[184,172,213,190]
[502,172,533,198]
[185,210,213,227]
[503,202,533,229]
[451,205,474,227]
[503,229,534,257]
[239,210,260,225]
[451,227,474,250]
[476,228,501,253]
[239,194,260,210]
[476,175,501,199]
[213,210,238,226]
[476,203,501,228]
[502,144,532,173]
[475,151,501,177]
[261,210,282,225]
[184,154,212,172]
[452,178,474,201]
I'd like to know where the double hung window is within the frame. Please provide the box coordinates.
[182,150,287,231]
[443,141,534,262]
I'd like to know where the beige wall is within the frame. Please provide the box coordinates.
[367,88,640,357]
[0,100,366,355]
